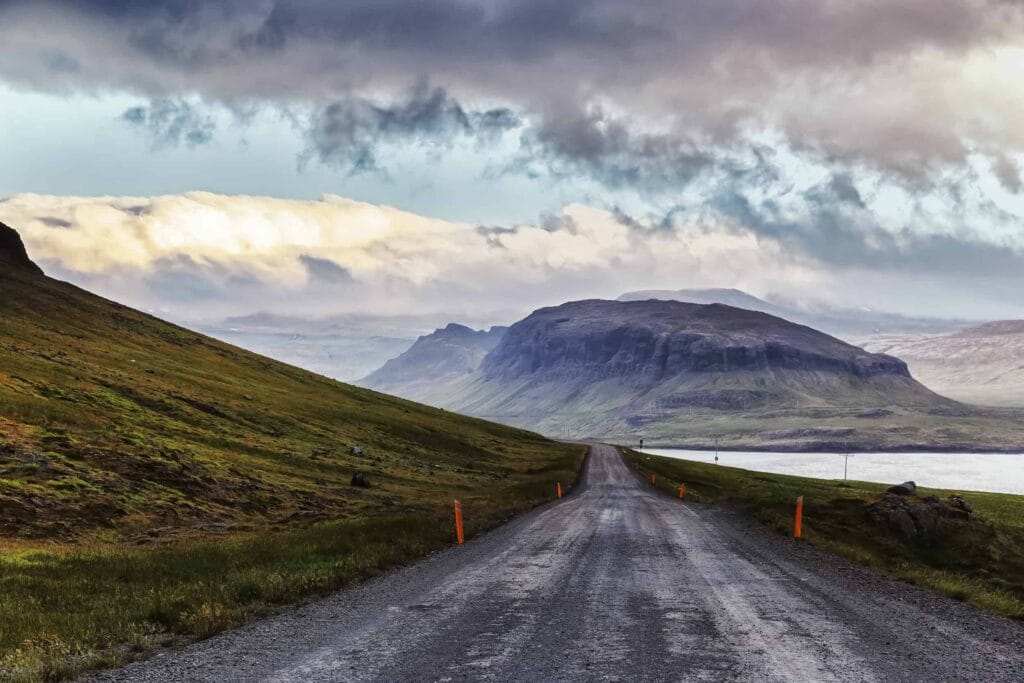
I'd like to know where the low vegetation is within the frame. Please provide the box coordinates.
[625,449,1024,620]
[0,262,585,680]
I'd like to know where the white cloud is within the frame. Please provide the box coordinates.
[0,191,826,321]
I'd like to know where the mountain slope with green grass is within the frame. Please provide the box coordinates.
[0,221,585,679]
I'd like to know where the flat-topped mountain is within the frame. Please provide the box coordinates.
[861,320,1024,407]
[366,299,1024,450]
[482,300,910,383]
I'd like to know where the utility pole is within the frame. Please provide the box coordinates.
[844,452,853,481]
[714,436,719,464]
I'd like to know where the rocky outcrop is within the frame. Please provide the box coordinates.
[866,493,974,538]
[887,481,917,496]
[0,221,43,276]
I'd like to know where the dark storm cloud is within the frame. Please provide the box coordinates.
[2,0,1023,291]
[514,106,716,190]
[303,84,518,173]
[3,0,1021,173]
[122,99,216,148]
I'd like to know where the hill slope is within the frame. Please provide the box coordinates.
[0,220,582,542]
[0,221,586,677]
[860,321,1024,407]
[366,299,1024,450]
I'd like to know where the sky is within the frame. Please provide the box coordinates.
[1,0,1023,325]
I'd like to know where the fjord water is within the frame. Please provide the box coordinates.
[641,449,1024,495]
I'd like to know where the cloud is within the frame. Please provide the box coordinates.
[512,104,717,190]
[303,83,519,174]
[2,0,1023,183]
[122,98,216,147]
[1,190,1022,322]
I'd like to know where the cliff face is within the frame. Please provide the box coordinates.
[481,300,910,384]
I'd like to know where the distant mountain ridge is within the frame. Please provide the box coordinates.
[362,323,507,390]
[362,298,1024,450]
[617,288,971,337]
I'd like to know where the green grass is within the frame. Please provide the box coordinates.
[624,448,1024,621]
[0,266,586,679]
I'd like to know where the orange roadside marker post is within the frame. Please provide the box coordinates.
[454,499,465,545]
[650,473,656,485]
[556,481,563,499]
[678,484,686,499]
[794,495,804,539]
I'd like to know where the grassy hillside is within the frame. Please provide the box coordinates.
[625,449,1024,620]
[0,235,585,680]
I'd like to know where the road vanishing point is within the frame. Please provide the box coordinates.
[98,444,1024,682]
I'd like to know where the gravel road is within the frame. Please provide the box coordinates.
[94,443,1024,682]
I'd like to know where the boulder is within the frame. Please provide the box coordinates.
[887,481,917,496]
[351,472,371,488]
[866,492,974,538]
[946,494,974,519]
[350,446,364,456]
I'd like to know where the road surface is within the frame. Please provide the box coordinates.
[97,443,1024,682]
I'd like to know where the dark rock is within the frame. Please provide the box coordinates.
[887,481,917,496]
[0,221,44,276]
[866,492,973,538]
[351,472,371,488]
[350,446,364,456]
[946,495,974,519]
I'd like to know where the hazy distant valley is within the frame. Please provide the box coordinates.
[858,321,1024,407]
[185,287,1024,449]
[196,312,506,381]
